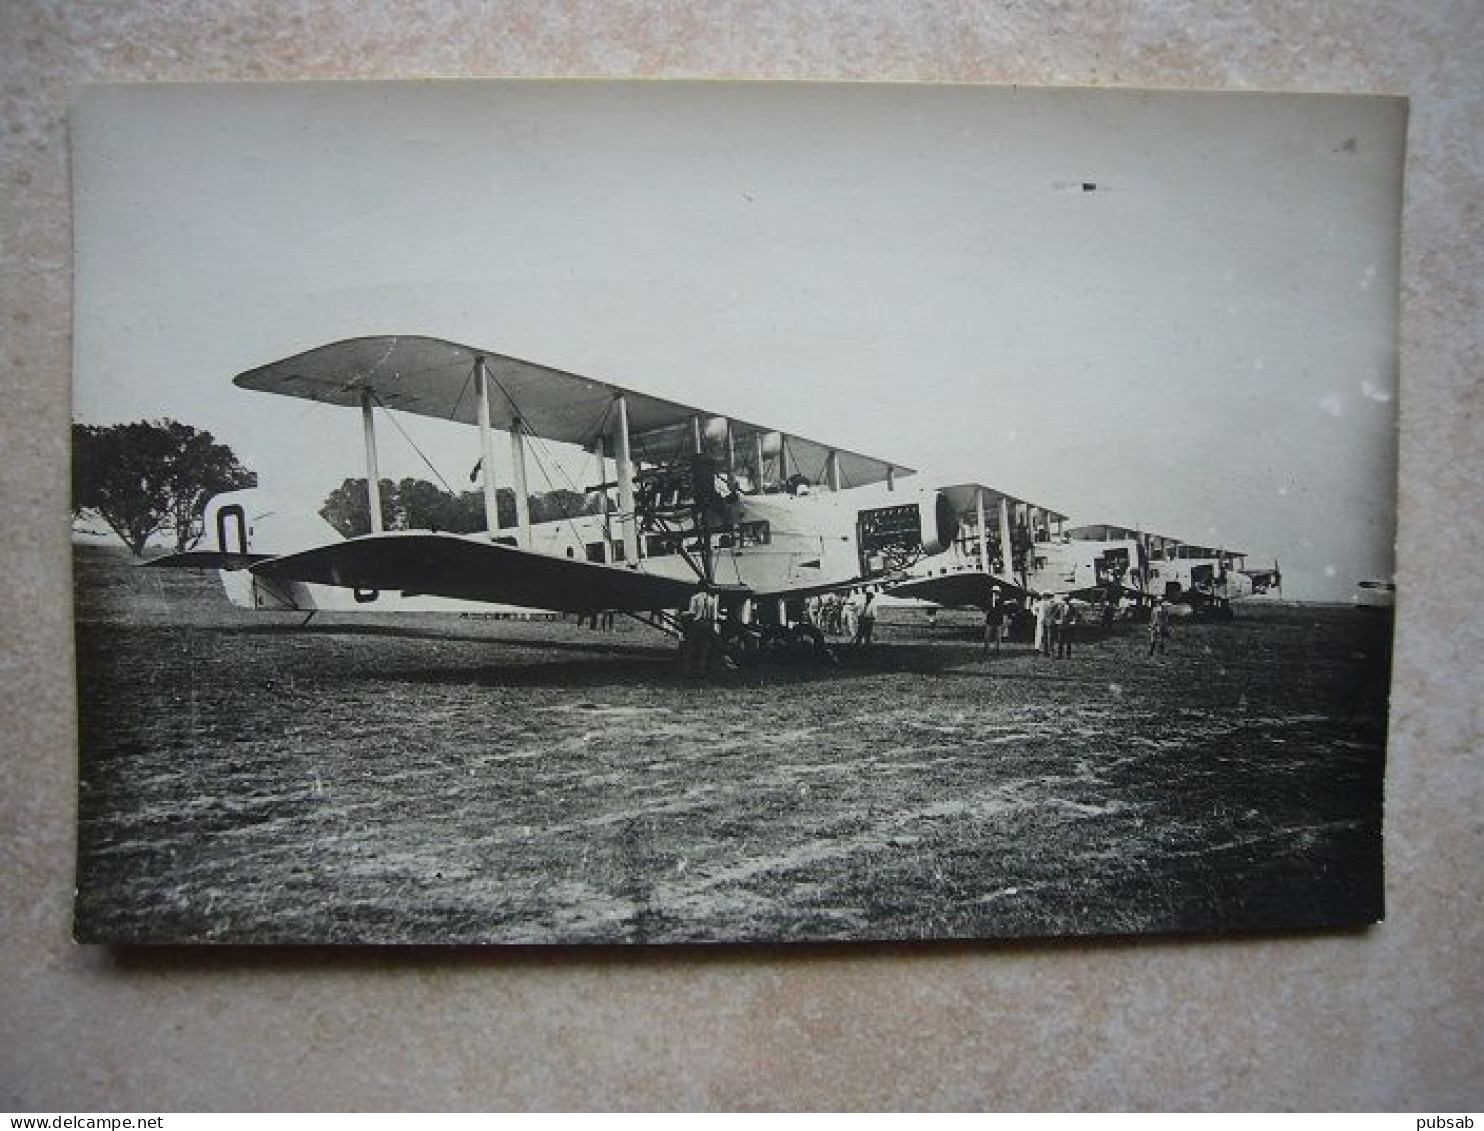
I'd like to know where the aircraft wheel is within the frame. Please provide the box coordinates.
[758,624,792,662]
[791,623,832,663]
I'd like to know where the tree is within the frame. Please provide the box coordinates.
[318,478,401,538]
[319,477,541,538]
[443,489,497,533]
[395,477,451,532]
[395,478,505,534]
[72,419,257,556]
[528,488,601,524]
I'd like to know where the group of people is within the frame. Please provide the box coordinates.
[1030,593,1174,659]
[786,589,879,648]
[801,590,876,644]
[678,585,1171,677]
[677,586,881,677]
[1032,594,1082,658]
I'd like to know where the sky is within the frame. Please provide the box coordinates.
[71,81,1404,600]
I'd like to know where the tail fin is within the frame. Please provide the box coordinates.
[148,490,344,610]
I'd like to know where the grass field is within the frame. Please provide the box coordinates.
[73,543,1390,944]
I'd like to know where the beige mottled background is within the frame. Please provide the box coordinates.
[2,1,1480,1112]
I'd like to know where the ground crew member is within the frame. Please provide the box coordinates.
[852,590,877,647]
[1046,595,1067,657]
[806,594,823,629]
[823,592,842,635]
[1148,599,1171,657]
[1057,595,1080,658]
[681,588,718,676]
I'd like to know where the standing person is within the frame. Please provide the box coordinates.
[842,590,859,642]
[1057,596,1080,658]
[1046,595,1066,658]
[806,594,823,630]
[1033,595,1050,656]
[682,588,718,676]
[1147,598,1171,657]
[852,589,878,647]
[1044,595,1065,656]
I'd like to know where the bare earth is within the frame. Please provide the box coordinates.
[72,544,1390,945]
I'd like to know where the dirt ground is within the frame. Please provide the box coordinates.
[72,544,1391,945]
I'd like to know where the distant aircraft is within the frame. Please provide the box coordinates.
[149,334,1039,649]
[890,518,1279,621]
[1064,524,1281,617]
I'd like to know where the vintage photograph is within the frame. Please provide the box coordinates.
[71,81,1402,944]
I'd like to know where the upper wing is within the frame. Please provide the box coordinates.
[937,482,1068,524]
[249,533,701,614]
[1067,523,1243,560]
[234,335,911,490]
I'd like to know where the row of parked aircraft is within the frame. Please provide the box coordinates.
[153,335,1282,646]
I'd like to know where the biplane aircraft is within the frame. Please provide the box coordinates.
[150,335,978,650]
[884,487,1070,616]
[1064,524,1280,617]
[889,511,1279,623]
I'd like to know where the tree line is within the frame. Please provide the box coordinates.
[318,478,604,538]
[72,420,257,555]
[71,417,608,556]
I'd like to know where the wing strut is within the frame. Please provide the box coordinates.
[998,497,1015,585]
[614,394,639,563]
[474,357,502,539]
[361,388,384,534]
[975,488,989,574]
[594,436,615,563]
[511,418,531,549]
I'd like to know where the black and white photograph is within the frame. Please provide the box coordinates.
[71,80,1402,945]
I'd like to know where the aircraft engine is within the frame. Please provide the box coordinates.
[856,489,959,573]
[922,489,959,556]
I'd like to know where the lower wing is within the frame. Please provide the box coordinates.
[248,532,701,614]
[887,571,1029,609]
[143,550,271,571]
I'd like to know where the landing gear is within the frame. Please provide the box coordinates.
[716,621,835,666]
